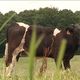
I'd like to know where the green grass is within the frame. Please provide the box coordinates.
[0,55,80,80]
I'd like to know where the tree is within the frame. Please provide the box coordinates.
[57,9,78,28]
[17,10,36,25]
[0,12,4,27]
[74,11,80,23]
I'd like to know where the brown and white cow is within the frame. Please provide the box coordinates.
[4,22,80,76]
[4,22,56,76]
[51,25,80,69]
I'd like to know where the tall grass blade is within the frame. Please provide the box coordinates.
[0,13,16,32]
[28,27,36,80]
[56,39,67,70]
[0,39,6,46]
[28,26,43,80]
[0,13,16,47]
[35,35,44,49]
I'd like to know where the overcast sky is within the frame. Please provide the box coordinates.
[0,1,80,14]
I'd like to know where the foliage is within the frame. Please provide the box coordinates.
[0,12,16,56]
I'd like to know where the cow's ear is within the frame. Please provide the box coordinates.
[66,27,74,35]
[66,30,71,35]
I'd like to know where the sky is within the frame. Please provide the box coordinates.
[0,1,80,14]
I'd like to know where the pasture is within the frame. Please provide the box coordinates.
[0,55,80,80]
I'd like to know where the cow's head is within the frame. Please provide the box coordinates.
[66,24,80,47]
[66,24,80,36]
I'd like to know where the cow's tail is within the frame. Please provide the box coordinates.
[4,26,10,67]
[4,43,9,66]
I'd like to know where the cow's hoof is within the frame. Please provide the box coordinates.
[6,74,11,78]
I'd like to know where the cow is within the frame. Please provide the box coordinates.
[4,22,56,77]
[4,22,80,77]
[51,24,80,69]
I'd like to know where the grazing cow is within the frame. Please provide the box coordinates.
[4,22,56,76]
[4,22,80,77]
[51,24,80,69]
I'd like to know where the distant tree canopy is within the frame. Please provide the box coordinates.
[0,7,80,56]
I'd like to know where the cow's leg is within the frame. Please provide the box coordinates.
[40,47,49,74]
[5,46,24,77]
[40,57,47,73]
[6,54,17,77]
[63,59,70,70]
[6,47,24,77]
[4,43,10,76]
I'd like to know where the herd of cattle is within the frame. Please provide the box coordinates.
[4,22,80,76]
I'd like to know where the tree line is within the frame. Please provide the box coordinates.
[0,7,80,56]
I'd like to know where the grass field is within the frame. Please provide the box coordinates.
[0,55,80,80]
